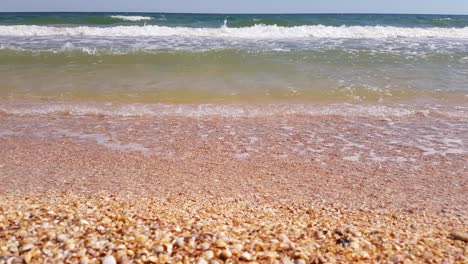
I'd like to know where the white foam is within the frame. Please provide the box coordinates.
[110,15,153,22]
[0,103,427,118]
[343,154,361,162]
[1,25,468,39]
[54,129,150,154]
[0,130,17,137]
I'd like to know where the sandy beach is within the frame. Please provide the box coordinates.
[1,110,467,263]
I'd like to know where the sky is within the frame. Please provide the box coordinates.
[1,0,468,15]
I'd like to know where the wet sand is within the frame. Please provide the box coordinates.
[0,108,467,263]
[0,135,467,217]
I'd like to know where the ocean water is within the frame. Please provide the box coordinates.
[0,13,467,164]
[0,13,467,103]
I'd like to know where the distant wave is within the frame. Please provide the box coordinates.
[1,25,468,39]
[109,15,153,22]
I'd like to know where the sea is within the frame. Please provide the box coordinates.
[0,13,467,166]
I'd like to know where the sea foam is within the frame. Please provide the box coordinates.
[1,25,468,39]
[110,15,153,21]
[1,102,466,119]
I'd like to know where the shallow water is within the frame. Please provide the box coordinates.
[1,13,468,103]
[1,101,467,165]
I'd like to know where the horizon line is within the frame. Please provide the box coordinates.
[0,11,468,16]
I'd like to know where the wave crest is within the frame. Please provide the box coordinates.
[1,24,468,39]
[109,15,153,22]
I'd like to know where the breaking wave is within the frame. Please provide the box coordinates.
[109,15,153,22]
[1,102,467,119]
[1,24,468,39]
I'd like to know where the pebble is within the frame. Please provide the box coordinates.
[154,245,164,253]
[315,231,325,239]
[240,252,252,261]
[148,256,158,263]
[214,240,227,248]
[57,234,67,242]
[80,256,89,264]
[278,234,289,242]
[449,231,468,242]
[135,235,148,243]
[294,259,306,264]
[203,250,214,259]
[102,256,116,264]
[392,255,404,263]
[19,244,34,252]
[0,195,465,263]
[175,237,185,246]
[23,251,33,263]
[220,249,232,259]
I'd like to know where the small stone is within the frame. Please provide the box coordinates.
[220,249,232,259]
[278,234,289,242]
[148,256,158,263]
[336,237,351,247]
[23,251,33,264]
[423,252,433,260]
[155,245,164,253]
[135,234,149,243]
[392,255,404,264]
[116,250,128,263]
[80,256,89,264]
[450,231,468,242]
[159,254,169,262]
[8,246,18,253]
[165,243,173,254]
[80,219,90,225]
[18,230,28,238]
[315,231,325,240]
[102,256,116,264]
[349,242,359,249]
[197,259,208,264]
[20,244,34,252]
[203,250,214,259]
[264,251,279,259]
[102,217,112,225]
[200,242,211,250]
[175,237,184,246]
[214,240,227,248]
[294,259,306,264]
[57,234,67,242]
[96,226,105,233]
[280,257,294,264]
[233,243,243,251]
[240,252,251,261]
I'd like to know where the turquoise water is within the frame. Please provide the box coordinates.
[1,13,468,28]
[0,13,467,102]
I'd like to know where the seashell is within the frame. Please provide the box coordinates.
[203,250,214,259]
[20,244,34,253]
[214,240,227,248]
[240,252,252,261]
[102,255,116,264]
